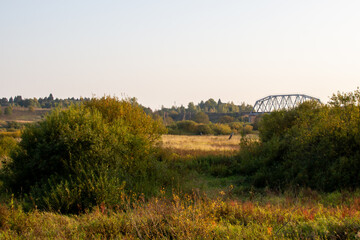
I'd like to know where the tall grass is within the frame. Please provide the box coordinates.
[1,190,360,239]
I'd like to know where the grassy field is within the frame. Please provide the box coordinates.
[161,134,258,157]
[162,134,241,151]
[0,106,49,122]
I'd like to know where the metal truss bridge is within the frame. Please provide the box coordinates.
[250,94,321,115]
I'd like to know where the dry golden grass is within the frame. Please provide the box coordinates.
[0,106,49,122]
[162,134,257,151]
[160,134,259,157]
[161,134,242,153]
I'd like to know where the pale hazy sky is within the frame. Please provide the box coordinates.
[1,1,359,109]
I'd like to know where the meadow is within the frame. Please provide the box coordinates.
[0,106,49,122]
[1,134,360,239]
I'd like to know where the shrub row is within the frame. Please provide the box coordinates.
[167,120,253,135]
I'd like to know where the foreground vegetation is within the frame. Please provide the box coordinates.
[235,89,360,192]
[1,89,360,239]
[1,190,360,239]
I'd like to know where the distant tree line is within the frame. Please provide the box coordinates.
[0,94,88,108]
[150,101,256,136]
[0,94,256,135]
[155,98,252,118]
[153,98,253,124]
[1,95,252,115]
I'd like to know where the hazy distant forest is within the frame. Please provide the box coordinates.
[1,89,360,239]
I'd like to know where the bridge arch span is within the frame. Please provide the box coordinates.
[250,94,321,114]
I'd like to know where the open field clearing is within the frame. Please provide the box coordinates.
[162,134,242,151]
[161,134,258,156]
[161,134,241,157]
[0,107,49,122]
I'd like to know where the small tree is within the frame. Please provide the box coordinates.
[243,125,253,134]
[211,123,232,135]
[228,122,243,133]
[4,106,12,116]
[219,115,235,123]
[196,124,213,135]
[194,112,210,124]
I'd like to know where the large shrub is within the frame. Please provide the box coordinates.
[169,120,198,135]
[237,89,360,191]
[218,115,234,123]
[1,97,166,213]
[196,124,214,135]
[228,122,243,133]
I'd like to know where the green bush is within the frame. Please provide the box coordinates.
[4,107,12,116]
[1,97,166,213]
[193,112,210,124]
[236,89,360,191]
[218,115,234,123]
[243,125,253,134]
[171,120,198,134]
[228,122,243,133]
[0,136,18,167]
[210,123,232,135]
[196,124,213,135]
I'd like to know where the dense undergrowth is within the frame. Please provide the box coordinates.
[167,120,253,135]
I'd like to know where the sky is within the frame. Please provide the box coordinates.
[1,0,359,110]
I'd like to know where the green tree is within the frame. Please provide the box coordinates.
[48,93,54,101]
[188,102,197,114]
[196,124,213,135]
[204,98,217,112]
[219,115,235,123]
[194,112,210,124]
[218,104,228,113]
[4,106,12,115]
[163,116,174,126]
